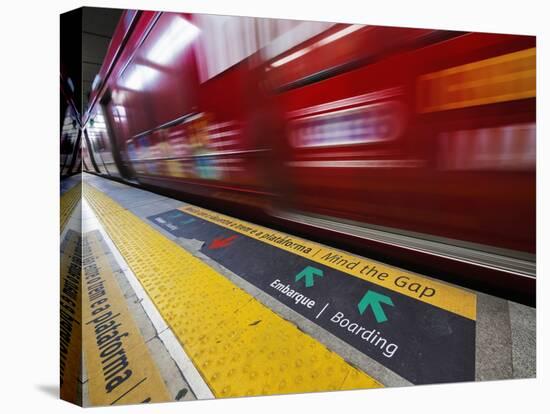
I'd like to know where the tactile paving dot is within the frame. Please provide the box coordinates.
[84,183,383,398]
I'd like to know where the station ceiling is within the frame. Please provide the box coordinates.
[82,7,122,112]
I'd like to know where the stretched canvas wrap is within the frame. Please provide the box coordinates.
[60,5,536,407]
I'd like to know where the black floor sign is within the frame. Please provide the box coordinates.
[148,208,476,385]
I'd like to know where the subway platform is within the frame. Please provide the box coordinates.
[60,173,536,406]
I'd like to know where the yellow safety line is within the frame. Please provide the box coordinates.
[83,182,382,398]
[82,230,171,406]
[60,230,82,404]
[60,182,81,233]
[179,205,477,320]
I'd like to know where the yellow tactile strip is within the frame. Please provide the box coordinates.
[60,230,82,404]
[60,182,81,233]
[83,183,382,398]
[82,231,171,406]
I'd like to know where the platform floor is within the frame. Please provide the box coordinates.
[60,174,81,233]
[60,173,536,406]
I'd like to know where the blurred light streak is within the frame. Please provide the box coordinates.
[146,17,200,65]
[271,24,365,67]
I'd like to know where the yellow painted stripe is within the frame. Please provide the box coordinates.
[82,230,171,406]
[60,230,82,404]
[83,183,382,398]
[60,182,81,233]
[417,47,536,113]
[180,205,477,320]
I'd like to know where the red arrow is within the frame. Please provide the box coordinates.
[209,235,238,249]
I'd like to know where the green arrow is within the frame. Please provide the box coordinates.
[295,266,324,288]
[357,290,394,323]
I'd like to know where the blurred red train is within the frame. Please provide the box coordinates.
[82,10,536,302]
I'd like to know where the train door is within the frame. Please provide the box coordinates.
[86,114,111,176]
[82,128,100,173]
[99,89,135,180]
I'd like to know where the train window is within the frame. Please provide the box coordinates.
[193,15,258,82]
[438,123,536,171]
[95,134,106,151]
[111,105,127,124]
[117,13,200,135]
[136,136,151,159]
[87,113,108,152]
[289,100,406,148]
[127,140,137,160]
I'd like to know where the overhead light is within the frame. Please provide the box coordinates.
[146,17,200,65]
[271,47,312,68]
[113,105,126,118]
[316,24,365,47]
[91,74,101,91]
[271,24,365,68]
[121,64,159,91]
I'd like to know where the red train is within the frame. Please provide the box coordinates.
[82,10,536,302]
